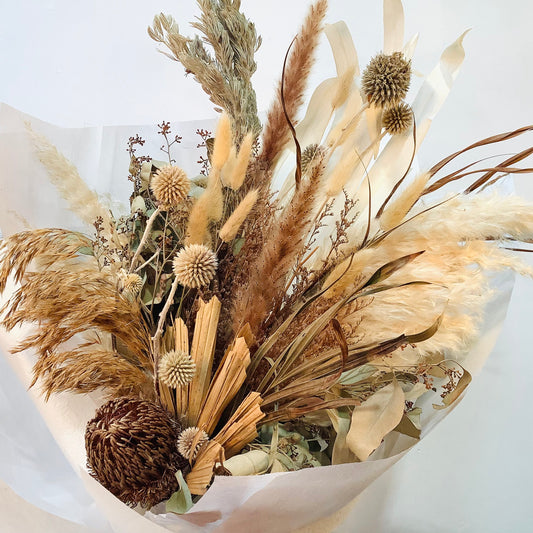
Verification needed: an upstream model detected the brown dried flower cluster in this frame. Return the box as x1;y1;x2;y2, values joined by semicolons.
85;397;188;507
2;0;533;511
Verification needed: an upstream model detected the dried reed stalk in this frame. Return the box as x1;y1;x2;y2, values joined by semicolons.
174;317;189;416
196;336;250;434
260;0;328;169
185;297;222;426
185;440;224;496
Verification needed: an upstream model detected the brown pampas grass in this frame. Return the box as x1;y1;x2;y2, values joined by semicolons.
232;159;326;338
260;0;328;169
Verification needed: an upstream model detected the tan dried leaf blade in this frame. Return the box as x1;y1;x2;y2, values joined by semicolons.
346;379;405;461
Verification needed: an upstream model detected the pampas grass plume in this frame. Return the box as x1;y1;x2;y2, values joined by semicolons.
379;172;430;231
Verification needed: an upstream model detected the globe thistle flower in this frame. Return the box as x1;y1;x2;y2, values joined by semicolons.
122;273;144;298
158;350;196;388
150;165;190;208
85;397;188;508
301;144;326;174
177;427;210;461
361;52;411;107
173;244;218;289
382;102;413;135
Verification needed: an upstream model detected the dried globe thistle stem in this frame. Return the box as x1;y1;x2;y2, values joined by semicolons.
382;102;413;135
173;244;218;289
150;165;190;208
158;350;196;388
361;52;411;107
177;427;209;462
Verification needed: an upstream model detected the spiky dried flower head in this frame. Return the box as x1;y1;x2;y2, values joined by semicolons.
117;270;144;298
150;165;190;208
172;244;218;288
301;144;326;174
177;427;209;461
85;397;188;508
158;350;196;388
382;102;413;135
361;52;411;107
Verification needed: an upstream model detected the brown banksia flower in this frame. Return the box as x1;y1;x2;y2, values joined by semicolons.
85;397;188;508
151;165;190;208
158;350;196;388
361;52;411;107
301;144;326;174
382;102;413;135
173;244;218;289
177;427;209;461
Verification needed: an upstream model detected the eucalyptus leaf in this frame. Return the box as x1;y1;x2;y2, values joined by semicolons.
346;379;405;461
77;246;94;256
165;471;193;514
232;237;245;255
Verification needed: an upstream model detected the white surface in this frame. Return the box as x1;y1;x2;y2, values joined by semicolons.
0;0;532;532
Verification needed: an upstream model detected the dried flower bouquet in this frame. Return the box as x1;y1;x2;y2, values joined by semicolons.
1;0;532;520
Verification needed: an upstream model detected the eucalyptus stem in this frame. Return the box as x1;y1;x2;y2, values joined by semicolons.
152;275;180;393
129;207;162;273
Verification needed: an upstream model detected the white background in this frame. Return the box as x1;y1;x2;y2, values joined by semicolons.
0;0;532;531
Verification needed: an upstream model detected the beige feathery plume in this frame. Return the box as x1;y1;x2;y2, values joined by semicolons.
219;189;258;243
222;133;253;190
379;172;430;231
185;173;224;244
211;113;232;172
26;124;120;247
260;0;328;168
325;147;361;198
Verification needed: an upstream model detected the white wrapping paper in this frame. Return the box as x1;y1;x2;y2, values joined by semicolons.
0;104;514;532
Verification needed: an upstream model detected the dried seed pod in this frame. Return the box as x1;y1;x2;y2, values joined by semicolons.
173;244;218;288
85;397;188;508
177;427;210;461
382;102;413;135
361;52;411;107
151;165;190;208
159;350;196;388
